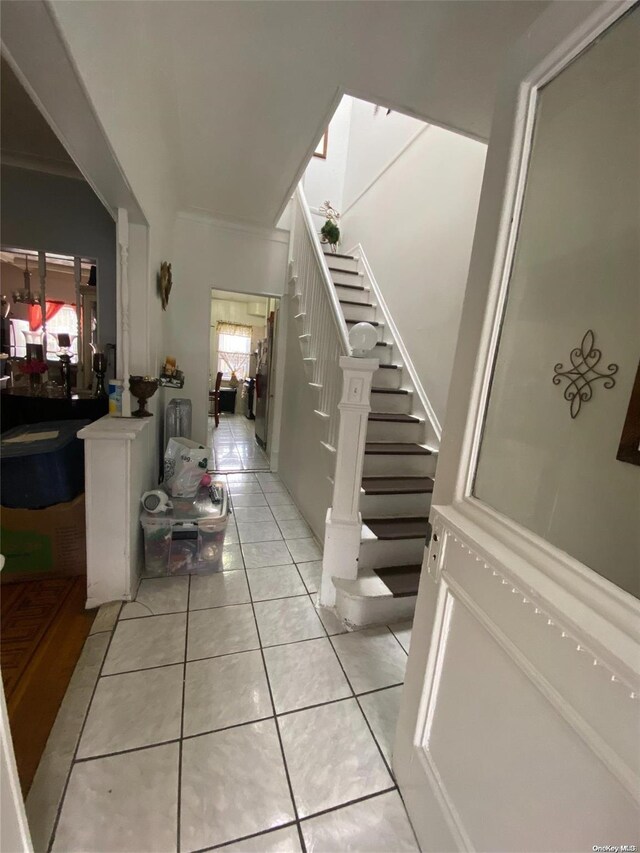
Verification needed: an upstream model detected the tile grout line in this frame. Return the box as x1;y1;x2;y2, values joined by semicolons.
241;499;308;853
176;573;192;852
46;613;120;853
313;592;399;784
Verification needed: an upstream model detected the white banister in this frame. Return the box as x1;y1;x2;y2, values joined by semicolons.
290;188;352;449
296;185;351;355
290;188;379;609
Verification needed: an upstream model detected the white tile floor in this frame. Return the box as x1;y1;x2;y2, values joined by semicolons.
38;472;417;853
209;413;270;472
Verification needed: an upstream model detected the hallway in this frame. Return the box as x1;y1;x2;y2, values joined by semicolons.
28;471;417;852
208;413;270;472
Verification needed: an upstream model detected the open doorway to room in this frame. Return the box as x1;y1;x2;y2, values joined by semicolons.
208;289;281;472
0;57;116;797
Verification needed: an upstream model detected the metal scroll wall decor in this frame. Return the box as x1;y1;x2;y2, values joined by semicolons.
552;329;618;419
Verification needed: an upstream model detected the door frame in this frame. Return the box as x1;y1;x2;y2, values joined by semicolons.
396;1;640;848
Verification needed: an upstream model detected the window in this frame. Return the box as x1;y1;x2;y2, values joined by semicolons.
10;304;79;362
217;331;251;380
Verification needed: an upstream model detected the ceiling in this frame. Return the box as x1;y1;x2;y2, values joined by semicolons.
33;1;548;227
1;56;81;177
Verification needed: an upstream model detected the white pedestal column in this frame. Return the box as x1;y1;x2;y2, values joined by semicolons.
320;356;378;607
78;415;155;608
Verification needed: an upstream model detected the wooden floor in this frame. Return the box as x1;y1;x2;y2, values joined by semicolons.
1;576;95;794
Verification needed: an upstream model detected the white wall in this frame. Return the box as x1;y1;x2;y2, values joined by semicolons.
170;214;289;444
341;123;487;424
277;295;334;540
342;100;425;211
303;97;353;214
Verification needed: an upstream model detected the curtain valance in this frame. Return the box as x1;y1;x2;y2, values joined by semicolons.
216;321;252;337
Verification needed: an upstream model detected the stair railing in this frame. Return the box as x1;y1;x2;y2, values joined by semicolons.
289;186;379;609
290;185;351;449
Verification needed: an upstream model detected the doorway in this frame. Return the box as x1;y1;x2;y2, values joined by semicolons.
208;289;281;473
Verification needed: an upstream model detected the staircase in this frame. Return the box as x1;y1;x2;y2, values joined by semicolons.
323;248;439;626
289;186;440;628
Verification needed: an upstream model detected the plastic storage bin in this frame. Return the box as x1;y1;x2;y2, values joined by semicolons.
0;419;90;509
141;484;229;576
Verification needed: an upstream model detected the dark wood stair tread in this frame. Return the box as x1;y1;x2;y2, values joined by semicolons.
324;252;355;259
371;387;409;394
328;267;359;275
362;476;434;494
374;341;388;347
364;517;430;540
368;412;418;422
365;442;432;455
373;564;423;597
345;319;380;326
377;364;399;370
333;282;366;291
339;299;375;308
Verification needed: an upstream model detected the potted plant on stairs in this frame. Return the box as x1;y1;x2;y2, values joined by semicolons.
319;201;341;253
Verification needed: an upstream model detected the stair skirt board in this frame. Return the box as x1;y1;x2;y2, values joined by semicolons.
372;565;422;597
363;517;430;540
333;572;417;628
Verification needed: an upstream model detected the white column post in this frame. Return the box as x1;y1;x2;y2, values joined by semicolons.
319;355;378;607
74;256;83;389
38;252;47;363
116;208;131;417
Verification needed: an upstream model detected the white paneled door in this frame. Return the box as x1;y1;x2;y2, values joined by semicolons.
394;2;640;850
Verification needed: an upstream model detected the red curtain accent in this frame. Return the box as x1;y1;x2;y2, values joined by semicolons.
28;300;67;331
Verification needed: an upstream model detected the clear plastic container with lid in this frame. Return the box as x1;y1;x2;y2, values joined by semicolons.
141;483;228;576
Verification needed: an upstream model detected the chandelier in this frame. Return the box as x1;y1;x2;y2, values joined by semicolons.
12;254;42;305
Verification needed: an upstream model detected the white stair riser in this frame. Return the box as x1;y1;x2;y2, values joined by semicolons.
340;302;377;323
335;589;416;628
360;490;433;516
373;345;394;365
334;284;371;304
363;453;437;477
330;269;364;285
372;368;402;389
366;418;424;442
324;255;359;273
358;537;427;569
369;391;411;414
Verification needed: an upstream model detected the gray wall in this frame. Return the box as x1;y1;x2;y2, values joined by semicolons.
1;165;116;357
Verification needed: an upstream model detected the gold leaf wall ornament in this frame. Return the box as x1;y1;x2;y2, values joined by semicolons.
159;261;172;311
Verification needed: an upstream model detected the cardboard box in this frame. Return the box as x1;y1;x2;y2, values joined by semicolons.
0;493;86;583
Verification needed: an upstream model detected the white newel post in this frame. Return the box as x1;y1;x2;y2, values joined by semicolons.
320;355;378;607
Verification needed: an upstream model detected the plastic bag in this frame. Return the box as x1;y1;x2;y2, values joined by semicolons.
164;437;210;497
